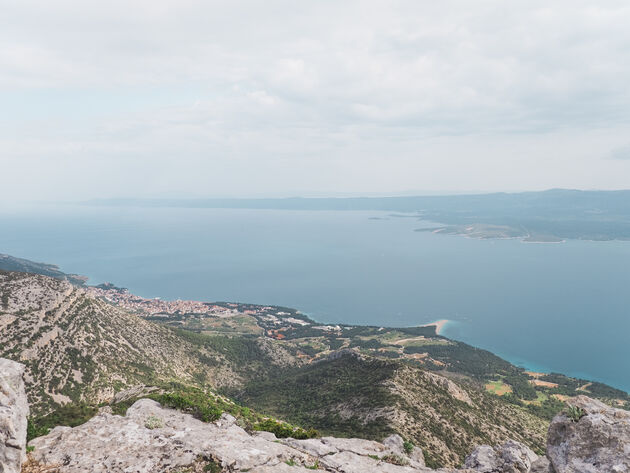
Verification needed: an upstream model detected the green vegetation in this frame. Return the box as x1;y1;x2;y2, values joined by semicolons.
253;419;318;439
29;383;319;445
144;415;164;429
566;405;586;422
524;398;565;421
148;391;223;422
403;439;414;454
381;453;408;466
236;356;398;441
203;460;221;473
27;403;98;441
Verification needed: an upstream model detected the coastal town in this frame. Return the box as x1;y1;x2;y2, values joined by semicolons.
87;283;318;337
86;282;630;412
88;284;238;318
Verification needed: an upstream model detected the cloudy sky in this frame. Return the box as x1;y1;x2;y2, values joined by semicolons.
2;0;630;201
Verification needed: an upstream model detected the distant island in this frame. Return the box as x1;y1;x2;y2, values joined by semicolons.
415;224;565;243
82;189;630;242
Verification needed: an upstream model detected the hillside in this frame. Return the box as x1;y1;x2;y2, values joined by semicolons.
1;264;628;468
0;270;297;416
236;354;548;467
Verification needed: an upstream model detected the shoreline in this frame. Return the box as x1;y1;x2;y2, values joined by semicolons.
423;319;450;335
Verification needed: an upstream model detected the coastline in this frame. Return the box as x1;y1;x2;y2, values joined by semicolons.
424;319;450;335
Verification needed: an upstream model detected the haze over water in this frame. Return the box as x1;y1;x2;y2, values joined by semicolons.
2;204;630;392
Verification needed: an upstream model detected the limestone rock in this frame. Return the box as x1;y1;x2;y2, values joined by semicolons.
0;358;29;473
28;398;438;472
465;445;499;472
318;449;435;472
25;386;630;473
383;434;426;468
111;385;159;404
547;395;630;473
464;440;538;472
424;371;474;407
529;457;553;473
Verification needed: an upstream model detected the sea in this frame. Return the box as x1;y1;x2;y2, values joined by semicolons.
2;204;629;392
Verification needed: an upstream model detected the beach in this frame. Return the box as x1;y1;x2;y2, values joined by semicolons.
425;319;450;335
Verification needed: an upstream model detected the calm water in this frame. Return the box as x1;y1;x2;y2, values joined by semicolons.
2;205;629;391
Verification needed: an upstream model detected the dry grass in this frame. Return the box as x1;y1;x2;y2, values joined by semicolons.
531;379;558;388
485;380;513;396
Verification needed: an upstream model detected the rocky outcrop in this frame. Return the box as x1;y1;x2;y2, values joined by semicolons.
25;396;568;473
464;440;538;472
0;359;29;473
423;371;474;407
547;395;630;473
20;393;630;473
27;399;436;473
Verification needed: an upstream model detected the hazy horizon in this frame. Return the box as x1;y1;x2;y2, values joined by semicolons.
2;1;630;204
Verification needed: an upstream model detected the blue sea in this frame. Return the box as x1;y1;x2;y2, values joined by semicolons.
2;204;629;391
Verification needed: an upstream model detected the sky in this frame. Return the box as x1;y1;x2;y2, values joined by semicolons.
2;0;630;202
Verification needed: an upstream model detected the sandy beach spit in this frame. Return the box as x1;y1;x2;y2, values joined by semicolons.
424;319;449;335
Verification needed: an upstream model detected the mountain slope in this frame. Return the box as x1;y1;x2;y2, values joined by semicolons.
236;355;548;468
0;270;294;415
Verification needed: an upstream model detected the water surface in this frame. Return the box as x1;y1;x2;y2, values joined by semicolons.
2;205;629;391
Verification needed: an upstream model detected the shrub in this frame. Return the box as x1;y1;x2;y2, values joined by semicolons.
381;454;408;466
144;415;164;429
253;418;318;439
403;439;414;454
150;392;222;423
565;405;586;422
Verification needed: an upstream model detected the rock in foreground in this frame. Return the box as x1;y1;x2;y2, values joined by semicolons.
0;359;29;473
27;399;436;472
464;440;539;472
547;395;630;473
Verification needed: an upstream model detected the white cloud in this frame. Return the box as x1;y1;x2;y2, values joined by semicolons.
1;0;630;200
610;145;630;160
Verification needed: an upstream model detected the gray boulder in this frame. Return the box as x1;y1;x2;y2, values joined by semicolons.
530;457;553;473
547;395;630;473
465;440;538;472
0;358;29;473
383;434;426;468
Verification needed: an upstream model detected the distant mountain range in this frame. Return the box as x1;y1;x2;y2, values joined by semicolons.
83;189;630;242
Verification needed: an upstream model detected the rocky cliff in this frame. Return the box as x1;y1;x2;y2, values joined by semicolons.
547;395;630;473
0;359;29;473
